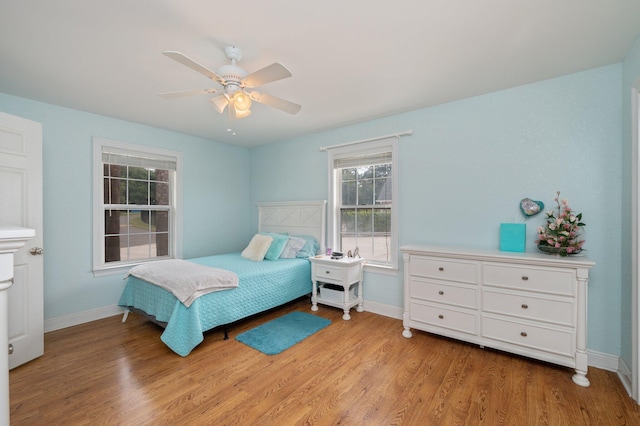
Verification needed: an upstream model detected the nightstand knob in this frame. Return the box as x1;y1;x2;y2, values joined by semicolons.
438;290;444;295
520;332;527;337
438;314;444;319
521;304;528;309
325;271;330;274
438;267;444;271
521;276;529;281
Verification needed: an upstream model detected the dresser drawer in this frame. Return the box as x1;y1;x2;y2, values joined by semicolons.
409;256;478;284
483;263;574;296
410;278;477;309
482;289;573;326
482;316;573;357
410;301;477;335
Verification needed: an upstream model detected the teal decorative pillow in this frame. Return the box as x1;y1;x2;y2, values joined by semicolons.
261;232;289;260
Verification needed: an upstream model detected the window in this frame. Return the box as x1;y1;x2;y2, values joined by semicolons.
93;138;182;275
327;137;398;269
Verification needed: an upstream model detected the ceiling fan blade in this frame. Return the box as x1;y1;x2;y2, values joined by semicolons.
162;51;226;85
158;88;216;98
249;91;301;115
209;94;229;114
242;63;292;88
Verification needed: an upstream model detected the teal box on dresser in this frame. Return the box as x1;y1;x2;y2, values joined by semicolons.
499;223;526;252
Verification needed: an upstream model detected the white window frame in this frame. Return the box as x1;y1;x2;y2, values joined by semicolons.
92;137;183;276
327;137;399;270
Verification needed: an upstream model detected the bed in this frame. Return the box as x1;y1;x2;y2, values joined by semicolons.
118;200;327;356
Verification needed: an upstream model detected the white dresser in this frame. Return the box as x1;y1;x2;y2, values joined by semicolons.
400;245;595;386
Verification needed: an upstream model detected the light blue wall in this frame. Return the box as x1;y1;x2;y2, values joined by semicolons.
0;61;629;357
621;35;640;370
251;64;623;355
0;94;253;319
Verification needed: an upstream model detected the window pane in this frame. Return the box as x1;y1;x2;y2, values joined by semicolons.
374;208;391;232
128;166;148;180
375;177;391;204
374;163;391;178
340;209;356;233
104;164;123;178
104;210;125;235
356;208;372;233
341;168;356;181
103;177;126;204
105;235;125;262
342;181;357;205
151;182;170;206
128;180;148;205
357;165;373;179
358;179;374;205
150;168;170;182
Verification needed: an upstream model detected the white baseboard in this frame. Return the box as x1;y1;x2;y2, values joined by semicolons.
363;299;403;320
45;304;125;333
618;356;633;397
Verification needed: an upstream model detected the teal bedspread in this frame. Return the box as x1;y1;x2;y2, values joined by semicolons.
118;253;312;356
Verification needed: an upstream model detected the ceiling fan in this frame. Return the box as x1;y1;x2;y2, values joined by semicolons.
159;46;301;119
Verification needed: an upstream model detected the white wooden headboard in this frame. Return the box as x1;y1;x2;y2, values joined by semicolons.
257;200;327;254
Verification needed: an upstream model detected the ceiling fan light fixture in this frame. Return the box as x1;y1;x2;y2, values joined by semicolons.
235;108;251;119
232;91;252;112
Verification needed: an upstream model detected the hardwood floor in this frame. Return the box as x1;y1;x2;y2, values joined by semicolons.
10;297;640;425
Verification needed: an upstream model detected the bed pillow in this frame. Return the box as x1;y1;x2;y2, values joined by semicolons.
293;235;320;258
279;236;307;258
260;232;289;260
241;234;273;261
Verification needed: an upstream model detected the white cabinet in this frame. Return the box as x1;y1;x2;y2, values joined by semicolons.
310;255;365;320
400;245;595;387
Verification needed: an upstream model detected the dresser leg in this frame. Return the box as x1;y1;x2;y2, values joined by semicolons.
402;327;412;338
342;310;351;320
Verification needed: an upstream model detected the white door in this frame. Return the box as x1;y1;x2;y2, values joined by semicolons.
0;111;44;369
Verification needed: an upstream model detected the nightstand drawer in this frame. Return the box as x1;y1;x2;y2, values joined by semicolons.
409;256;478;284
314;264;343;284
410;278;477;309
410;301;477;335
482;316;573;357
483;263;574;296
482;289;573;326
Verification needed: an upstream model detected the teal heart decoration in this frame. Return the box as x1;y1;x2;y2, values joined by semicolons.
520;198;544;217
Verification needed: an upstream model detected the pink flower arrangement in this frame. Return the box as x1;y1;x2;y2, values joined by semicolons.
535;191;585;256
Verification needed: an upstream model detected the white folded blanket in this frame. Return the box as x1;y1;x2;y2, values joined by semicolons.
125;259;239;307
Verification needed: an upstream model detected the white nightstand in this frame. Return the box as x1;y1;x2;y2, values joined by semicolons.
309;255;365;320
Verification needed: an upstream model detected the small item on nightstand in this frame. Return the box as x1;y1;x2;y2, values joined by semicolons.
331;251;343;259
326;247;332;256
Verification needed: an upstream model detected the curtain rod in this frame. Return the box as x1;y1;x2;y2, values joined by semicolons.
319;130;412;151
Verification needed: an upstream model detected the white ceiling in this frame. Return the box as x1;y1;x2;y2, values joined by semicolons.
1;1;639;148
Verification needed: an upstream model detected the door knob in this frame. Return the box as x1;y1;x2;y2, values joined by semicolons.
29;247;43;255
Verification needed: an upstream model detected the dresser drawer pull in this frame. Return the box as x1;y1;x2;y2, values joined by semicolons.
438;290;444;295
438;267;444;271
521;276;529;281
325;270;330;274
520;332;527;337
521;304;528;309
438;314;444;319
